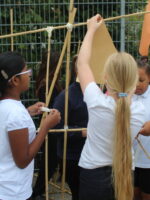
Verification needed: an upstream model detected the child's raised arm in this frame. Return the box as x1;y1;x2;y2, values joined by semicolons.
77;14;103;93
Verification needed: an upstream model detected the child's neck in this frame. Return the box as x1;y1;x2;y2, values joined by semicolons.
1;90;21;100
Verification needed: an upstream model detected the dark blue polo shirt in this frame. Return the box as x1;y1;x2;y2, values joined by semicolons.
53;82;88;160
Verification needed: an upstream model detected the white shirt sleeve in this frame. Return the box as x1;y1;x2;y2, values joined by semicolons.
7;108;31;131
84;82;104;108
130;100;146;139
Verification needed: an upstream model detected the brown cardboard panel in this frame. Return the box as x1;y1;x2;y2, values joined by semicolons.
77;22;117;84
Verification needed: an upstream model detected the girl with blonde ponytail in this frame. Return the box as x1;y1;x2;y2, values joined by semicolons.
77;15;145;200
105;53;138;200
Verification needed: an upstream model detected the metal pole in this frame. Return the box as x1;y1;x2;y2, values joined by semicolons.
120;0;125;51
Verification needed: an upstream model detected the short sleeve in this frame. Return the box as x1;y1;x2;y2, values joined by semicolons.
84;82;104;108
7;108;31;132
130;100;146;139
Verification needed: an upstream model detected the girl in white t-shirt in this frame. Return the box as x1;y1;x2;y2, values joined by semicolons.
0;51;61;200
133;57;150;200
77;15;145;200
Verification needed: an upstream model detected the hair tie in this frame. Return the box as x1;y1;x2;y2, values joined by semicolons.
118;92;128;97
1;70;8;80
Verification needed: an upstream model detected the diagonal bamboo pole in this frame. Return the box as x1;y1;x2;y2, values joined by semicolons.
0;11;150;39
45;33;69;108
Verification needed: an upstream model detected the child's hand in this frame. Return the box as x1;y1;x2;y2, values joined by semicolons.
27;102;45;116
82;130;87;137
87;14;103;33
139;121;150;136
42;109;61;131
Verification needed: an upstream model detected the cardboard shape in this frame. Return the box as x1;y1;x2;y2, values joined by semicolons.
77;22;117;84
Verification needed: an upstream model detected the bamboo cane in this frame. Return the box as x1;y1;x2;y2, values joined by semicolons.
73;10;150;27
10;9;14;51
0;11;150;39
61;2;76;200
46;33;69;107
48;128;87;133
29;127;86;134
45;36;51;200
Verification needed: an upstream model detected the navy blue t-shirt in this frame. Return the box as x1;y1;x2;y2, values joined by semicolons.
53;82;88;160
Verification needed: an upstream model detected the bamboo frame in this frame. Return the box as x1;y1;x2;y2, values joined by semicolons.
0;11;150;39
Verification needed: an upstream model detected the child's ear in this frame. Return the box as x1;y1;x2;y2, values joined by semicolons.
9;76;20;86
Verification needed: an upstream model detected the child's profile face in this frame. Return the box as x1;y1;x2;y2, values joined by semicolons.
135;68;150;95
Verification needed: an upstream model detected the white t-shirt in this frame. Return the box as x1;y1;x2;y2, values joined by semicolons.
133;86;150;168
0;99;36;200
79;82;145;169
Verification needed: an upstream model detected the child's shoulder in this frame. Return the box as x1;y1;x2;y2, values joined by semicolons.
131;97;146;119
130;101;146;132
0;99;26;116
1;99;23;107
144;85;150;98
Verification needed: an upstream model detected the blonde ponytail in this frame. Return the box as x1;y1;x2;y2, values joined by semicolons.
104;52;138;200
113;97;133;200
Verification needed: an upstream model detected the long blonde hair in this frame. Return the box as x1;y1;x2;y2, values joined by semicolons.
104;52;138;200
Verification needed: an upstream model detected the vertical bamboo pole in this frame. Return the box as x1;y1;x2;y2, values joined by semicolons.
39;23;70;200
45;35;51;200
61;1;76;199
10;8;14;51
